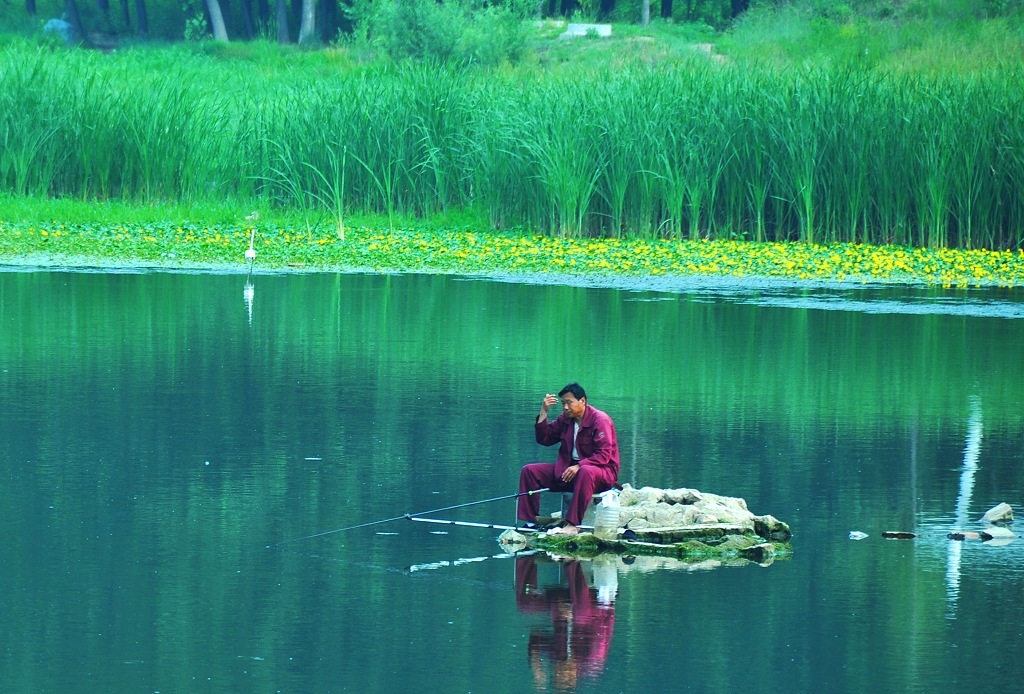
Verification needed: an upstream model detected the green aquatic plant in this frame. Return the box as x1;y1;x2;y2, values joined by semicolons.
4;209;1024;289
2;43;1024;249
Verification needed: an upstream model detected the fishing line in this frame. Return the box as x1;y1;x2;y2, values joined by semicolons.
271;487;550;547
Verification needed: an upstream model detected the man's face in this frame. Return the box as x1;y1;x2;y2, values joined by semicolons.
561;393;586;420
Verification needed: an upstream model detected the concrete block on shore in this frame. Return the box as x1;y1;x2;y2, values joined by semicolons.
560;23;612;39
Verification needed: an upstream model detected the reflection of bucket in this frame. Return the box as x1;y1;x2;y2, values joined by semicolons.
593;561;618;605
594;490;620;541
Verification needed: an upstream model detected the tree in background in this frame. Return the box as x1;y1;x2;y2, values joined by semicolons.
206;0;229;39
9;0;762;43
135;0;148;35
276;0;289;43
96;0;111;25
239;0;254;38
64;0;86;37
298;0;315;43
119;0;131;30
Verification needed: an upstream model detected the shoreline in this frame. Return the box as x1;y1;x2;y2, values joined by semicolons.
1;250;1019;295
3;219;1024;291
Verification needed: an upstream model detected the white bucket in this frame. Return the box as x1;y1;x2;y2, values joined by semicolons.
593;489;620;541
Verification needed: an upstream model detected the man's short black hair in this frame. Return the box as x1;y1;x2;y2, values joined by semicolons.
558;383;587;401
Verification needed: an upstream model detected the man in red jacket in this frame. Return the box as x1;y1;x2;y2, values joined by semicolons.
517;383;620;536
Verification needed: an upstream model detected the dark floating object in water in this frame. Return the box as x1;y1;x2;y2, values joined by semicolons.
948;531;980;541
946;527;1015;543
980;526;1017;542
881;531;916;539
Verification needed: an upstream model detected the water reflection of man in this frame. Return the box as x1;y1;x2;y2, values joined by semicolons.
514;554;616;691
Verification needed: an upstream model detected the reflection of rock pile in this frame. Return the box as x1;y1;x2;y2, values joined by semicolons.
603;552;769;573
500;484;792;565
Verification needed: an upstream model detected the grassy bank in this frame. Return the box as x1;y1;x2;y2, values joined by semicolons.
3;197;1023;287
3;34;1024;250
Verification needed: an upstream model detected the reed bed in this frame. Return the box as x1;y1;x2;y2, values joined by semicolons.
3;43;1023;250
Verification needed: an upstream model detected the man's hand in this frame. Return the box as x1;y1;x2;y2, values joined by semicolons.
539;393;558;420
561;464;580;483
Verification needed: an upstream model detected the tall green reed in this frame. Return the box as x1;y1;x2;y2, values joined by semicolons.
3;43;1023;250
517;79;604;237
0;48;67;197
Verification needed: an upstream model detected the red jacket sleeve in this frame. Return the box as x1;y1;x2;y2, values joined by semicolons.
535;414;568;447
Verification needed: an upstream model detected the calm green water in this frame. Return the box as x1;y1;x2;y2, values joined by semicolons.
3;268;1024;693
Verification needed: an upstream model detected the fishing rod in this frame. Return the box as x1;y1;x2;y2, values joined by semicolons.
271;487;550;546
408;516;594;533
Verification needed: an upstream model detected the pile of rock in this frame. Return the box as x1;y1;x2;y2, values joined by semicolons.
499;484;792;565
616;484;791;542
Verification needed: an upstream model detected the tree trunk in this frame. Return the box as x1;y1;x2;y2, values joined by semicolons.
27;0;37;15
135;0;148;36
64;0;87;40
297;0;315;44
322;0;337;42
276;0;290;43
241;0;255;39
96;0;111;21
290;0;301;35
660;0;671;19
120;0;131;29
730;0;749;18
206;0;230;40
641;0;649;26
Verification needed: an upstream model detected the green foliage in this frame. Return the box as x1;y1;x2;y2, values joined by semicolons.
182;0;209;41
339;0;376;43
675;0;733;29
459;3;532;63
742;0;1024;25
5;0;1024;46
367;0;529;64
373;0;465;61
723;2;1024;72
3;21;1024;250
0;7;38;35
